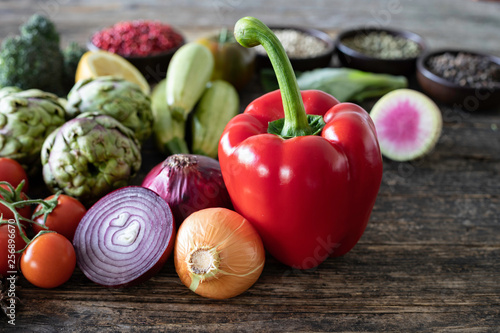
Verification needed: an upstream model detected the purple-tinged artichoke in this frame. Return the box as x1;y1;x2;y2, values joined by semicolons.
0;87;66;170
41;113;141;205
65;76;153;143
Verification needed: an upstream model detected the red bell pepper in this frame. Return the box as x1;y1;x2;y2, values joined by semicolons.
218;17;383;269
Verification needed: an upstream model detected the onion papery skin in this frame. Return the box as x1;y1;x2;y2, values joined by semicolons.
174;207;265;299
141;154;233;226
73;186;175;288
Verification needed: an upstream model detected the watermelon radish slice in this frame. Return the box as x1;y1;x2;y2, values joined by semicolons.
370;89;442;162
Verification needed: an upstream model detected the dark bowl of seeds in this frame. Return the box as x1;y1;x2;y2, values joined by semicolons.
335;27;425;76
254;26;335;72
417;50;500;110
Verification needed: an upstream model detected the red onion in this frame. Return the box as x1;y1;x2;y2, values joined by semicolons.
141;154;233;225
73;186;175;287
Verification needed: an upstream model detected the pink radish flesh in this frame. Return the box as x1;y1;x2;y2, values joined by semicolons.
369;89;443;162
378;98;421;152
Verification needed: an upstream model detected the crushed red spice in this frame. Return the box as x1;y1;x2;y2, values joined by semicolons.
92;20;183;57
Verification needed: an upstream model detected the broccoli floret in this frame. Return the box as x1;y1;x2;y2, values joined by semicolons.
20;14;60;44
0;14;65;95
0;35;65;95
62;42;87;92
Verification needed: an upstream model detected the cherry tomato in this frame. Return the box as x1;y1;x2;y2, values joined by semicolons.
32;194;87;242
0;223;27;276
20;233;76;288
0;157;29;191
0;184;32;222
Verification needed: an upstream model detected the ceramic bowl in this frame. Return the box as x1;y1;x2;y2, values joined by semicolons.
87;40;184;83
416;49;500;110
335;27;425;76
88;24;185;83
255;26;335;72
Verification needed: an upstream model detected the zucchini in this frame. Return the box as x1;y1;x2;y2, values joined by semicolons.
151;78;189;154
153;43;214;154
166;43;214;118
190;80;239;158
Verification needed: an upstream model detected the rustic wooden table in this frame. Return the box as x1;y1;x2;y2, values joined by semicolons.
1;0;499;332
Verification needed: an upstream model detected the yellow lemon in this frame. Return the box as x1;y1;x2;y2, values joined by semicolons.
75;50;150;94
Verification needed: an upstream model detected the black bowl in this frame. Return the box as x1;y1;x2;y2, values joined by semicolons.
87;32;184;83
416;49;500;110
255;26;335;72
335;27;425;76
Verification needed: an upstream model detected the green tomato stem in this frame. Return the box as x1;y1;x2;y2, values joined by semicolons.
234;17;313;138
16;230;57;254
0;185;60;246
0;199;30;244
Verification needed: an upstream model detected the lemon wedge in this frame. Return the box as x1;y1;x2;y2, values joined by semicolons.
75;50;150;95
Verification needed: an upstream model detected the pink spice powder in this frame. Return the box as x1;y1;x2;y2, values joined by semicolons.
92;20;183;57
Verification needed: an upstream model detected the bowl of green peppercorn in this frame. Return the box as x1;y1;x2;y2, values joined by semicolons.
416;49;500;110
335;27;425;76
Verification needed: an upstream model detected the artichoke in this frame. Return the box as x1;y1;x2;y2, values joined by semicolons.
0;86;21;98
0;88;66;170
65;76;153;143
41;113;142;205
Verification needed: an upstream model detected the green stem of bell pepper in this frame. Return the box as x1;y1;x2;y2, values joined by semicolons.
234;16;325;138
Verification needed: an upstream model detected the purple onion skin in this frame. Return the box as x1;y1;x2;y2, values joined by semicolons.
141;154;233;226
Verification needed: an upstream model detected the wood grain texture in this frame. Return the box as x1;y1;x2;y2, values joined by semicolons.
1;0;499;332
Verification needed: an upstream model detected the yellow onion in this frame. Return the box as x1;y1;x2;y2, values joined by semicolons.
174;207;265;299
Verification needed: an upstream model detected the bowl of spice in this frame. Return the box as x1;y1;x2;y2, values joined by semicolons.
335;27;425;76
89;20;185;82
254;26;335;71
417;50;500;110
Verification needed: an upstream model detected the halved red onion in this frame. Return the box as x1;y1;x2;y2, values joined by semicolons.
141;154;233;225
73;186;175;287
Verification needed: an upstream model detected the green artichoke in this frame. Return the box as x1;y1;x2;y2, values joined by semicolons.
65;76;153;143
0;86;21;98
0;88;66;170
41;113;142;205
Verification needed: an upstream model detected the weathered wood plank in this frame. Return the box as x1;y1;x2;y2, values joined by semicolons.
6;244;499;331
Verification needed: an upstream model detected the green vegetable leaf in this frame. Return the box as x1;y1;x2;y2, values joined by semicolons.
296;67;408;102
260;67;408;103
